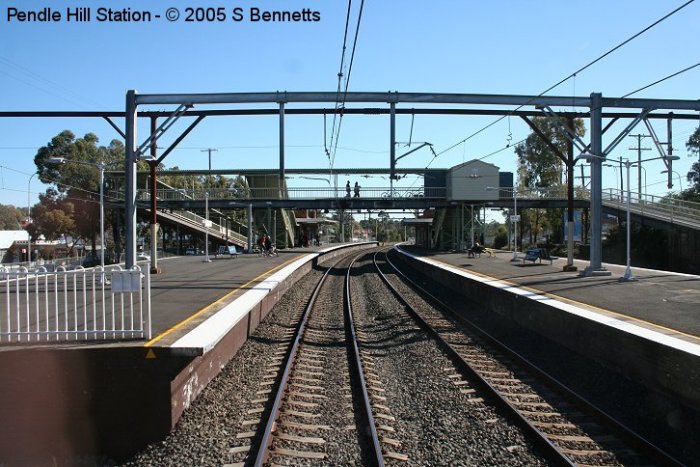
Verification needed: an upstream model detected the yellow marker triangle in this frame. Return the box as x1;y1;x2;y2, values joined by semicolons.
145;349;157;359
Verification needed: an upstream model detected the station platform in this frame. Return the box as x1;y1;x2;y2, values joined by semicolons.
402;247;700;342
144;247;322;351
2;242;697;465
0;242;378;466
393;245;700;436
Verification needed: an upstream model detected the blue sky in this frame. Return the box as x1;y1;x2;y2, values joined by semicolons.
1;0;699;209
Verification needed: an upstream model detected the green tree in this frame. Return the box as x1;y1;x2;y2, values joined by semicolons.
682;126;700;202
30;189;77;243
492;224;508;249
0;204;24;230
515;117;585;245
33;130;123;253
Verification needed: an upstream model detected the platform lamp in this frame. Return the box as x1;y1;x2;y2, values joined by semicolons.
582;152;681;282
485;186;519;261
203;191;212;263
661;170;683;191
48;157;105;270
26;172;38;266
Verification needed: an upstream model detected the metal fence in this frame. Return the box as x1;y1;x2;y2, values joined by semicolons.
601;188;700;230
0;265;151;343
132;186;444;200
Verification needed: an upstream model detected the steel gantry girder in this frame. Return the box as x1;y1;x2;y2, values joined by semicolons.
4;91;700;270
121;90;700;269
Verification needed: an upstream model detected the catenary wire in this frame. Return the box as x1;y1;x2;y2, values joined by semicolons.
328;0;354;166
436;0;696;159
621;61;700;98
330;0;366;171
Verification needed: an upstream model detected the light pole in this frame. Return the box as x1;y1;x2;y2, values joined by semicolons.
620;159;635;282
638;165;647;199
203;191;211;262
27;172;38;266
618;157;679;281
486;186;519;261
48;157;105;269
582;152;679;281
510;188;519;261
661;170;683;191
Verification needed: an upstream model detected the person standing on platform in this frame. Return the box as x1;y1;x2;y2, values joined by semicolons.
354;181;360;198
346;180;351;197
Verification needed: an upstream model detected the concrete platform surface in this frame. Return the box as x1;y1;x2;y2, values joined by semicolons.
144;248;315;347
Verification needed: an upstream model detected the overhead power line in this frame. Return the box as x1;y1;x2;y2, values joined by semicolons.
436;0;695;159
341;0;365;103
328;0;354;163
621;61;700;98
540;0;695;98
329;0;366;170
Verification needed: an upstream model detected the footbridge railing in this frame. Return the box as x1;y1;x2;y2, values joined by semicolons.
137;186;445;200
599;188;700;230
108;187;247;245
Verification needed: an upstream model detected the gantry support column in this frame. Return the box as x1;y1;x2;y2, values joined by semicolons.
125;90;138;269
278;101;285;245
584;92;609;276
149;117;161;274
247;203;253;253
564;118;577;271
389;102;396;193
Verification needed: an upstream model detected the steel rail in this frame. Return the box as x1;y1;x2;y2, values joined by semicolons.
370;250;575;466
252;260;335;466
346;253;385;467
383;247;684;467
253;253;384;466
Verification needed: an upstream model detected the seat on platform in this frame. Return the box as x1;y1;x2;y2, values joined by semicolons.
215;246;239;258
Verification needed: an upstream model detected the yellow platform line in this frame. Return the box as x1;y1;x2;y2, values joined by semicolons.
145;256;302;347
458;265;700;341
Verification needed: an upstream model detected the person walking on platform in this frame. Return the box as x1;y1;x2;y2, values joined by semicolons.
346;180;351;197
354;181;360;198
264;235;272;255
258;234;266;254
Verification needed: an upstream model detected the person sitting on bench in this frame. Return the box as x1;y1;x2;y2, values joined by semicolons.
467;242;485;258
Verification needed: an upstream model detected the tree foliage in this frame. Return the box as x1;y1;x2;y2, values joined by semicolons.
0;204;24;230
514;117;585;245
32;130;124;250
682;126;700;202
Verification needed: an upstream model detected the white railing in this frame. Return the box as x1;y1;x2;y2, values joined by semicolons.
161;209;248;244
0;265;151;343
601;188;700;229
108;188;247;243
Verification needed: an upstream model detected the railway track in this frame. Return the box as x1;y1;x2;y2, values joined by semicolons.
128;246;684;466
376;248;683;467
228;253;395;466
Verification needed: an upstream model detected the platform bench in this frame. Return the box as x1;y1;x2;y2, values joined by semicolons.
523;248;553;265
215;246;239;258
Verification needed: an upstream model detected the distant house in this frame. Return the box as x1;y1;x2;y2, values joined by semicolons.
0;230;29;264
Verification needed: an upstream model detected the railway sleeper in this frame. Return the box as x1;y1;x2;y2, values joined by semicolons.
270;447;326;460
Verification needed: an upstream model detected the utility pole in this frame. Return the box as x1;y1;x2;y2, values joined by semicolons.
576;165;590;188
201;148;218;184
628;134;651;197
